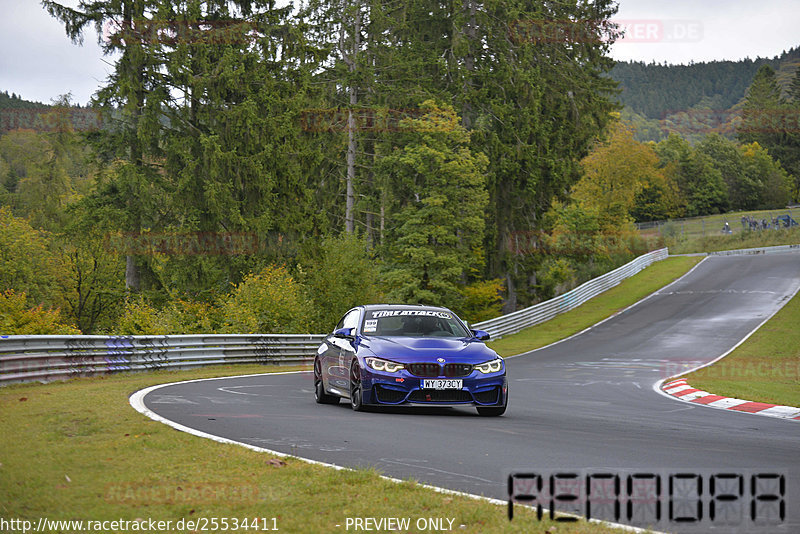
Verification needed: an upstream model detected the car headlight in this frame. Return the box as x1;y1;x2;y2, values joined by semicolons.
366;357;405;373
475;358;503;374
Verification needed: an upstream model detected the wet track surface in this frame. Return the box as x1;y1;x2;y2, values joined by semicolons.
142;253;800;532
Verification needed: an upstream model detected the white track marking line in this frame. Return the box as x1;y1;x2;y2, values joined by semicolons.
129;371;658;533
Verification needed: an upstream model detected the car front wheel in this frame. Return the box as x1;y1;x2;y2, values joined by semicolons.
350;360;366;411
314;357;339;405
476;405;506;416
477;387;507;416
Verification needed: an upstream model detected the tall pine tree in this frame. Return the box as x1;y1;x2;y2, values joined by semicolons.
43;0;167;291
739;64;799;199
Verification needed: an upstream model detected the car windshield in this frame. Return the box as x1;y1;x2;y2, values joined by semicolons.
361;309;472;338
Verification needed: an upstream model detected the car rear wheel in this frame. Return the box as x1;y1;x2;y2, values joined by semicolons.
314;357;339;405
350;360;366;411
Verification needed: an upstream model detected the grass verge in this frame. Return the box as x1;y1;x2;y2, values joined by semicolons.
667;227;800;255
682;288;800;407
639;207;797;237
487;256;704;357
637;207;800;254
1;365;624;533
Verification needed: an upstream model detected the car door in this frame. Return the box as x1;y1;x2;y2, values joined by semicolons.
322;308;361;395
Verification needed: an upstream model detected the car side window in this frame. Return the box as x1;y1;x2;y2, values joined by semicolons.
342;309;360;330
335;309;360;332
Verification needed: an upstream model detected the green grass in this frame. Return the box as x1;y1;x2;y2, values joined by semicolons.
487;256;704;357
668;226;800;255
682;288;800;407
639;208;798;239
0;365;626;533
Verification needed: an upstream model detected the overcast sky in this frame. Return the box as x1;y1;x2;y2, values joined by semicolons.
1;0;799;106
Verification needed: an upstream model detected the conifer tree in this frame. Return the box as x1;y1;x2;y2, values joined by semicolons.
739;65;784;145
43;0;163;291
788;67;800;103
379;102;488;308
739;64;798;199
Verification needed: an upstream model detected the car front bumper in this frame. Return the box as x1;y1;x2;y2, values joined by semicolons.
361;370;508;407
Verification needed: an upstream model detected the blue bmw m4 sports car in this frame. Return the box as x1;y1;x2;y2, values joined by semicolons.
313;304;508;416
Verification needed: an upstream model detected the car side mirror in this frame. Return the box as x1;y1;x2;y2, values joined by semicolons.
471;329;490;341
333;327;355;339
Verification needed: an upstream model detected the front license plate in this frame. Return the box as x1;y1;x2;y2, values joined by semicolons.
422;379;463;390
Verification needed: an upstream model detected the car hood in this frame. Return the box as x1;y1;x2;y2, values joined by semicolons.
359;336;499;364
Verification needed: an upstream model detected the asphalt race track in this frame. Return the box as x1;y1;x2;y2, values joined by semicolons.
140;253;800;533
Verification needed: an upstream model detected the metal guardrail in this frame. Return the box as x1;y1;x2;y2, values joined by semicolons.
0;334;325;385
0;249;668;385
472;248;669;339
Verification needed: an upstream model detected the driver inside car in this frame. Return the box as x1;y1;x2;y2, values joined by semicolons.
413;316;449;336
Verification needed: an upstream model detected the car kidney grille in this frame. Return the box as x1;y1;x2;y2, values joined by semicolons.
407;362;473;377
407;363;441;377
409;389;472;403
444;363;472;377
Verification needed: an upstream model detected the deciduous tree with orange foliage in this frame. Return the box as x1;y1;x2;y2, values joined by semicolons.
572;121;682;227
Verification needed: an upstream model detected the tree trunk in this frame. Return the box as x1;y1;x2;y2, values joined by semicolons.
124;0;145;292
346;108;356;233
460;0;477;129
125;255;140;292
344;6;362;234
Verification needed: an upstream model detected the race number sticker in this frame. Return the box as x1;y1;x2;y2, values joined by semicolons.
364;320;378;332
